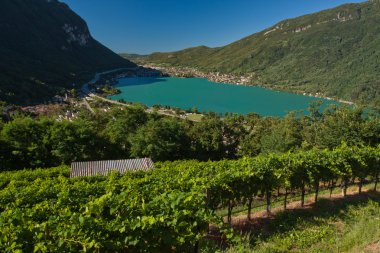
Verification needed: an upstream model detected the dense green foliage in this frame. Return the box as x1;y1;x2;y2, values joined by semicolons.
0;145;379;252
0;102;378;170
142;1;380;107
0;0;135;105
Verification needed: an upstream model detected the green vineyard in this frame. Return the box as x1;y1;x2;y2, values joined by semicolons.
0;144;379;252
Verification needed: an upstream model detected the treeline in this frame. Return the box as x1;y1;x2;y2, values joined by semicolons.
0;145;378;252
0;101;379;170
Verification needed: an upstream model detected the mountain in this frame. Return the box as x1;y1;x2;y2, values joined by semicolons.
120;53;148;62
0;0;136;105
141;1;380;107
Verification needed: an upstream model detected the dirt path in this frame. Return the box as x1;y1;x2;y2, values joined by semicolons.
89;94;202;122
230;184;371;226
208;184;377;238
82;98;95;114
80;68;138;96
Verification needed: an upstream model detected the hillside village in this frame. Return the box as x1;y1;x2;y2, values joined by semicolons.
143;64;253;85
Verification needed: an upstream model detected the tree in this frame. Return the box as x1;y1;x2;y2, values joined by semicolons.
49;120;106;164
0;117;53;169
360;109;380;146
301;101;323;149
129;118;190;161
189;115;225;160
0;138;11;171
0;101;7;122
222;114;247;159
238;116;272;157
370;145;380;191
261;112;302;153
69;88;78;98
102;106;148;157
316;106;370;149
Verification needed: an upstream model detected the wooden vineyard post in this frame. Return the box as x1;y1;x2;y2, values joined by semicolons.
266;190;271;215
374;172;378;192
247;197;253;220
314;181;319;203
342;178;348;197
301;183;306;207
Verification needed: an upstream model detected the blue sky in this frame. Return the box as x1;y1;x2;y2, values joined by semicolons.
61;0;365;54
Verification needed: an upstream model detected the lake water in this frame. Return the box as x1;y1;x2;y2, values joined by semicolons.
109;77;339;117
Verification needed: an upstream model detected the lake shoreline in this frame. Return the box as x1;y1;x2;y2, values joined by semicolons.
109;76;340;117
142;64;355;106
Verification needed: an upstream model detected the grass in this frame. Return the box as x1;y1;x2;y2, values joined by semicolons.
186;113;204;122
240;196;379;253
202;190;380;253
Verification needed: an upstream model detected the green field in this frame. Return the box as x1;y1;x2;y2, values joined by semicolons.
185;113;204;122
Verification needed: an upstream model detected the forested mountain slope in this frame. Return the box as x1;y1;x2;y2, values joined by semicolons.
0;0;136;105
143;1;380;106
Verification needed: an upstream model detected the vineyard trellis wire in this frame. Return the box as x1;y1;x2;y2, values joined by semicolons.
0;144;378;252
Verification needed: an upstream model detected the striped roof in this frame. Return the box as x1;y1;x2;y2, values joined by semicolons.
70;158;154;178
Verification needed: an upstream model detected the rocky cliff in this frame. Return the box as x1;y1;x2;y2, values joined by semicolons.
0;0;136;105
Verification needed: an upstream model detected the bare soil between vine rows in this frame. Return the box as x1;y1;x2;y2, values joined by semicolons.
207;186;380;241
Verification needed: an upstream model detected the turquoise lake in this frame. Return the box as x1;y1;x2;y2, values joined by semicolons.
109;77;339;117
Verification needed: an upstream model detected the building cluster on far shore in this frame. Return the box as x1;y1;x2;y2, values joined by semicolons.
143;65;253;85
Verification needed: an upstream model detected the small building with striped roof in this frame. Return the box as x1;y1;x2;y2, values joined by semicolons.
70;158;154;178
